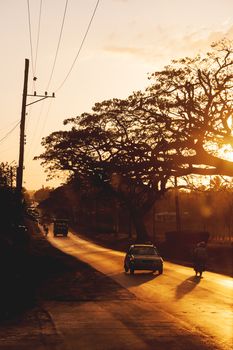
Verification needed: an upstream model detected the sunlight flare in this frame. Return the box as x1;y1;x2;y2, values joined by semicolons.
218;144;233;162
227;116;233;134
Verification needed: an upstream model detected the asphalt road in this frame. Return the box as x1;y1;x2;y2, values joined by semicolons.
44;231;233;350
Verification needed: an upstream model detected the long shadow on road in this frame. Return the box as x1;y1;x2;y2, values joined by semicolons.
175;276;201;300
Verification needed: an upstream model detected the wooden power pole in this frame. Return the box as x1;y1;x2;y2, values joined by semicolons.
16;58;29;195
16;58;55;196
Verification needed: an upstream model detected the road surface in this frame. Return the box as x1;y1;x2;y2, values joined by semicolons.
1;230;231;350
44;231;233;350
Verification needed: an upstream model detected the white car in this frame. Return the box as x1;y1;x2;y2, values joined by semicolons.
124;244;163;275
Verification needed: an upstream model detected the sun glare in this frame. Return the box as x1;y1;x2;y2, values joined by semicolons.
227;116;233;134
218;144;233;162
216;117;233;162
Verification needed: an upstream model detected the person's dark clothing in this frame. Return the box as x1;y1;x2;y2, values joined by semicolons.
193;243;208;276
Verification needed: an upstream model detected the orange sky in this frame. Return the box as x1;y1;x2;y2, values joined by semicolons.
0;0;233;190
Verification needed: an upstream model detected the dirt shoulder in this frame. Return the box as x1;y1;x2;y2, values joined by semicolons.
0;221;133;322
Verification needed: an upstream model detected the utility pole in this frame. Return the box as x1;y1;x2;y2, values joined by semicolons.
16;58;55;196
16;58;29;195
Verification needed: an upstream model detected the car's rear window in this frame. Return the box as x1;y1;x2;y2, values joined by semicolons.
131;247;158;256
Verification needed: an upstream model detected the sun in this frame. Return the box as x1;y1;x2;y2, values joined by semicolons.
218;144;233;162
217;116;233;162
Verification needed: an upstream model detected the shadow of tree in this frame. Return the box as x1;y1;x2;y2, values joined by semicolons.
175;276;201;300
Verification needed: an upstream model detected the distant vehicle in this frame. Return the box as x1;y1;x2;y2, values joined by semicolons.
124;243;163;275
53;219;69;237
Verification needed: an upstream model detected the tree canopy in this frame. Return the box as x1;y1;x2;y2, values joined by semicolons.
35;39;233;240
146;39;233;177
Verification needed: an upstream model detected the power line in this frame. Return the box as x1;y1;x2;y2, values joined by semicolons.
0;118;21;132
55;0;100;92
46;0;69;91
0;120;20;145
31;0;69;156
26;99;53;163
26;0;68;152
27;0;35;79
27;0;43;91
23;0;100;167
28;0;99;157
39;99;53;142
25;101;45;162
25;0;68;159
34;0;43;75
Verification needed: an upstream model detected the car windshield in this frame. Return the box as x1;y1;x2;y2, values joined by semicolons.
131;247;158;256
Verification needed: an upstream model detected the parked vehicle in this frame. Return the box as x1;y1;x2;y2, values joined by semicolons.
53;219;69;237
124;243;163;275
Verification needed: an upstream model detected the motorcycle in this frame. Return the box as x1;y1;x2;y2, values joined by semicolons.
193;260;205;277
193;241;207;277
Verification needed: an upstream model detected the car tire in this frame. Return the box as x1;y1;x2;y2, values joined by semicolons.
158;267;163;274
130;268;134;275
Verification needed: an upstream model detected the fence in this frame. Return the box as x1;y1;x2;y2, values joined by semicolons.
209;235;233;245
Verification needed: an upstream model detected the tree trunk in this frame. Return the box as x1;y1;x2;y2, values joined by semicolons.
130;208;150;243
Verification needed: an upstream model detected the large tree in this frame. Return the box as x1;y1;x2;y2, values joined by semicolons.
146;39;233;177
36;39;233;241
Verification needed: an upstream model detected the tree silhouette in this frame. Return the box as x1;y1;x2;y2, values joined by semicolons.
0;162;16;188
146;38;233;177
36;39;233;241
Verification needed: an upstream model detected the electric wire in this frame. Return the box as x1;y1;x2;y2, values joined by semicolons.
27;0;68;158
0;118;21;131
27;0;35;80
25;101;45;163
39;99;53;142
55;0;100;92
46;0;69;91
26;2;44;139
0;120;20;144
28;0;99;160
26;99;53;163
24;0;100;175
34;0;43;76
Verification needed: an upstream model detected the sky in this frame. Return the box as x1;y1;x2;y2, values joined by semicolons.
0;0;233;190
